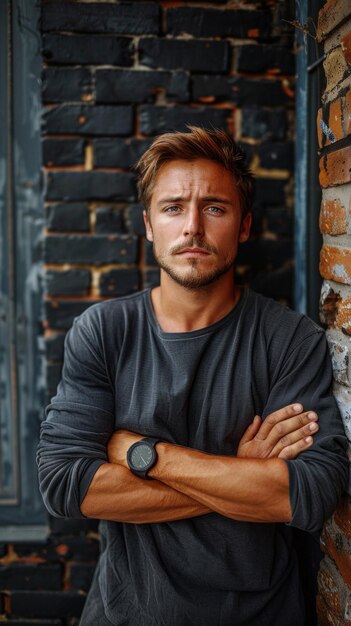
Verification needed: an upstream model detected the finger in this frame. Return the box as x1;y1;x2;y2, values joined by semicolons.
239;415;262;445
278;434;315;460
270;419;319;457
264;411;319;449
255;404;304;440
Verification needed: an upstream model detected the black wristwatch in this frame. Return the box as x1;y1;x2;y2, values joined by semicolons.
127;437;160;480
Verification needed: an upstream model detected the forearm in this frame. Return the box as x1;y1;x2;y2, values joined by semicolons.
149;442;292;523
80;462;211;523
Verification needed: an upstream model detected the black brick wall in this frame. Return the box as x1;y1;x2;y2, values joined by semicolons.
0;1;295;623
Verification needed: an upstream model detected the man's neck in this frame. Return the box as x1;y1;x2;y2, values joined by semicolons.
150;272;241;333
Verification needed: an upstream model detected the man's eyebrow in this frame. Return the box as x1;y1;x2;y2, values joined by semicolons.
156;195;233;206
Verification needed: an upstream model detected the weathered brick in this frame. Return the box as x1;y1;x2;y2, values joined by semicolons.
125;204;145;236
318;92;351;148
93;138;151;169
45;172;136;202
44;234;138;265
41;2;160;35
193;76;289;106
236;44;294;75
47;535;100;562
99;268;140;296
42;68;92;103
265;207;293;235
258;142;294;170
333;383;351;440
95;208;124;234
45;270;91;296
144;268;160;289
240;107;287;140
96;69;189;104
322;523;351;589
326;330;351;385
44;334;65;361
320;198;347;235
42;34;133;66
10;590;85;619
342;32;351;66
317;0;351;41
43;105;133;137
319;147;351;188
43;138;85;167
46;203;90;232
323;46;351;94
139;38;229;74
139;105;232;136
317;556;343;618
167;7;270;39
69;563;95;592
44;301;98;331
320;245;351;285
0;564;62;591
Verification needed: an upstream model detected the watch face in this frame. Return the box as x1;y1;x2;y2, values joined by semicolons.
130;443;154;470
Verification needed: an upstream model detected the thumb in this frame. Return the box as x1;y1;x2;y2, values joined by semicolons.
239;415;262;445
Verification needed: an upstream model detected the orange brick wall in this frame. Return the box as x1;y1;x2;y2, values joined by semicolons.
317;1;351;624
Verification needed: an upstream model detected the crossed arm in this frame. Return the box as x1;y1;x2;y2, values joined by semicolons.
80;404;319;524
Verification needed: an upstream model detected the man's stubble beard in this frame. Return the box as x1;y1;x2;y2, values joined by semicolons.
153;246;236;290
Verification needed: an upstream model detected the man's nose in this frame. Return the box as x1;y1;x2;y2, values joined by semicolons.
182;207;204;237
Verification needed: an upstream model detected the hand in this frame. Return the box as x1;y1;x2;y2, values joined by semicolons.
237;403;319;460
107;430;142;467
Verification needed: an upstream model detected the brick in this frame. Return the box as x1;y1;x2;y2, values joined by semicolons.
333;383;351;440
318;93;351;149
139;105;232;136
322;523;351;588
265;207;293;235
93;138;151;169
320;198;347;235
41;2;160;35
193;76;289;106
167;7;270;39
319;147;351;188
42;34;133;66
342;32;351;66
99;268;140;296
96;69;189;104
42;67;92;104
42;138;85;167
45;270;91;296
317;0;351;41
258;142;294;170
125;204;145;236
43;105;133;137
44;234;138;265
45;172;136;202
254;178;287;205
236;44;294;75
69;563;95;592
46;203;90;232
47;360;66;392
0;564;62;591
320;245;351;285
240;107;287;140
334;497;351;540
144;268;160;289
48;535;100;562
326;330;351;385
323;46;350;93
10;590;85;619
237;239;293;270
49;517;99;535
317;557;343;617
250;265;293;301
44;334;65;361
139;38;229;74
95;208;124;234
44;301;98;331
319;281;342;326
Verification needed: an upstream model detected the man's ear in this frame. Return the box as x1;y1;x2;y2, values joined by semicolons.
143;210;153;242
239;212;252;243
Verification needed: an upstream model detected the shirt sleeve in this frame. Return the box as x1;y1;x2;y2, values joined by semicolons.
37;309;115;518
262;328;349;533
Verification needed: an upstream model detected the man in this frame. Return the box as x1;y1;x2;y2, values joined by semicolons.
37;127;348;626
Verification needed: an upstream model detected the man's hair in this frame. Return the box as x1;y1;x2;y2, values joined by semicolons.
135;126;255;217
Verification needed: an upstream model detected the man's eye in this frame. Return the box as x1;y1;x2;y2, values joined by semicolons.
164;206;180;213
207;206;223;214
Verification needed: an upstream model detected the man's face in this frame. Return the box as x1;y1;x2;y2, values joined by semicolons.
144;158;252;290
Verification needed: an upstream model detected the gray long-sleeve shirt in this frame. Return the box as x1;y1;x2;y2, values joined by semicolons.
37;288;348;625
